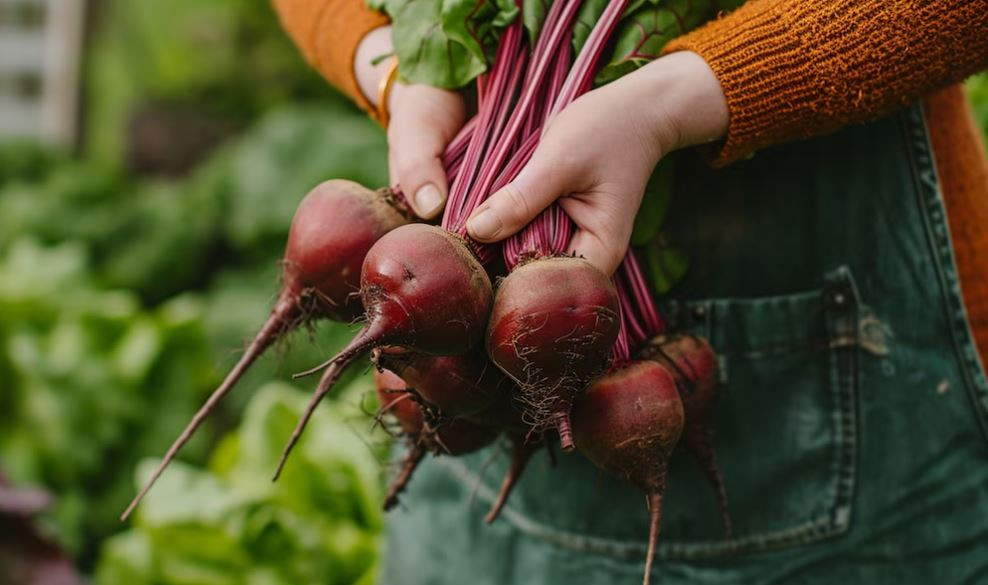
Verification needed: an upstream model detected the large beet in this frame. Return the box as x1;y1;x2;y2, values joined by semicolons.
488;256;619;450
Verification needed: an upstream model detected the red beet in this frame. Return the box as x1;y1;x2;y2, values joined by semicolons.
276;224;495;472
374;368;424;435
373;369;497;510
302;224;494;376
121;180;409;521
374;346;512;417
641;334;731;539
572;361;684;585
487;256;620;451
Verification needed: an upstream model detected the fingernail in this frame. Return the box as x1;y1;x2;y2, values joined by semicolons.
467;208;502;240
414;184;444;218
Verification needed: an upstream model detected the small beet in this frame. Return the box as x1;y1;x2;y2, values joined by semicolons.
572;361;684;585
488;256;619;450
373;368;497;510
121;180;409;521
642;333;731;538
374;346;511;417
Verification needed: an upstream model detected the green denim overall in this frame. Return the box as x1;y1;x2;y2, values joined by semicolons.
380;106;988;584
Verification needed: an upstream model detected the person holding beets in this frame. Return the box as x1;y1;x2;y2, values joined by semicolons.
274;0;988;582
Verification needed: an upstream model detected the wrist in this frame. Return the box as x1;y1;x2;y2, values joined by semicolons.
355;25;395;108
633;51;729;154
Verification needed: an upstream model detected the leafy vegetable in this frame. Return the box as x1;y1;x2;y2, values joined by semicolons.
595;0;720;84
93;383;383;585
380;0;749;89
382;0;519;88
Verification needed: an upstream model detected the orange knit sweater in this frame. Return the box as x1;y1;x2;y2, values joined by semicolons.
272;0;988;364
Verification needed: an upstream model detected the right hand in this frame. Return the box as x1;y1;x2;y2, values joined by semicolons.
356;26;465;220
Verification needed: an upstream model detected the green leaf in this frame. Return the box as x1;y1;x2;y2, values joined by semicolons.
631;157;675;245
385;0;518;88
522;0;551;44
595;0;717;85
643;234;689;294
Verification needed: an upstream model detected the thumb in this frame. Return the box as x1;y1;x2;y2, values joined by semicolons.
466;150;573;243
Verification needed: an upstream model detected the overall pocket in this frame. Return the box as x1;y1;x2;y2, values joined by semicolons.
435;267;864;564
656;266;861;559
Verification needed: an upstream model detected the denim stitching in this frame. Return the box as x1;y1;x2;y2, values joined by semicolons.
902;106;988;441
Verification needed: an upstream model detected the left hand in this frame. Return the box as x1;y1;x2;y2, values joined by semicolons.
465;51;729;275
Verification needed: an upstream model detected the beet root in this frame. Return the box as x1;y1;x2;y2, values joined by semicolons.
485;435;541;523
121;180;409;522
572;361;684;585
642;334;731;538
487;256;620;451
373;368;497;511
374;346;512;418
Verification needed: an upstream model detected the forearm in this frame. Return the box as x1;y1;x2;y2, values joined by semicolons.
271;0;389;110
665;0;988;165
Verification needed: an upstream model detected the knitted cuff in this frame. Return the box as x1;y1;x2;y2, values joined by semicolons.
664;0;988;166
273;0;389;112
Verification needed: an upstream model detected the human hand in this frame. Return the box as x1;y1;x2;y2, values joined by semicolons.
356;26;465;219
465;51;729;275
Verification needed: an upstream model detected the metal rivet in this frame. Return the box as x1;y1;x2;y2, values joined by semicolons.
833;292;846;305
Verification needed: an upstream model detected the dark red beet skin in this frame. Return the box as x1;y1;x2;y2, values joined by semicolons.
572;361;684;585
332;223;494;365
374;368;424;436
487;256;619;450
375;346;512;417
641;334;732;539
121;180;409;522
283;180;410;322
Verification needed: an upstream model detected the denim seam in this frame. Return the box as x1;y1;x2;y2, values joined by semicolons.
901;106;988;442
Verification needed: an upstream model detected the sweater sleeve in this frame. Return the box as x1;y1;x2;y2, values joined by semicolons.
664;0;988;166
272;0;389;112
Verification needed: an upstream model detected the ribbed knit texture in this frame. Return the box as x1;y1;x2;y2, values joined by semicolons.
272;0;388;111
665;0;988;166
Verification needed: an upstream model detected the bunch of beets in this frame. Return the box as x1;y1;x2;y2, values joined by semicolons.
123;1;731;582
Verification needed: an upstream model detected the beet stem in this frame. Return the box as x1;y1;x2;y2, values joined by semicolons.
272;360;346;481
644;491;663;585
121;302;294;522
383;444;425;511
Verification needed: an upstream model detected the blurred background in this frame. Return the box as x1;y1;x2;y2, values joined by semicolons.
0;1;986;583
1;1;391;583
